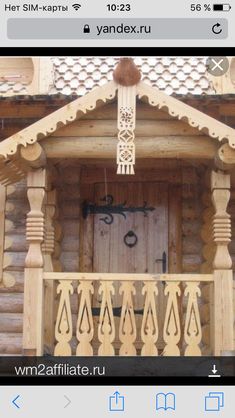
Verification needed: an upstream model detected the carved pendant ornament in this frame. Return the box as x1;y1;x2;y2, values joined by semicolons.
117;85;137;175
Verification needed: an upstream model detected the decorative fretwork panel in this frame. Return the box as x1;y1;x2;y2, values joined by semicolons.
48;273;213;357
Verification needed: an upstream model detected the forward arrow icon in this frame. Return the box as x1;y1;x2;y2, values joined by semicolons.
64;395;71;409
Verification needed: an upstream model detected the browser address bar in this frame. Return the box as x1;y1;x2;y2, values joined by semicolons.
7;18;228;39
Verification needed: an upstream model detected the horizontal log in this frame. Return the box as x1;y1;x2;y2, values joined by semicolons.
60;252;79;272
42;136;217;159
61;235;79;252
52;119;201;138
3;252;26;270
80;167;181;184
201;283;213;302
182;237;202;254
6;180;27;199
58;165;81;184
60;201;80;219
20;142;46;169
182;254;202;273
5;221;26;235
0;333;22;355
60;184;81;200
216;143;235;169
0;293;23;313
0;271;24;293
200;303;210;326
202;324;210;346
4;235;27;252
200;261;213;274
0;313;23;333
5;202;28;220
182;208;200;221
60;220;80;236
182;220;202;236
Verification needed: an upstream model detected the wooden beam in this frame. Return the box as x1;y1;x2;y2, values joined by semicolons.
216;143;235;169
20;143;46;169
42;136;217;159
51;119;202;137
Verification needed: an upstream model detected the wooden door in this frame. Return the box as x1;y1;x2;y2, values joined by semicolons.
92;182;168;350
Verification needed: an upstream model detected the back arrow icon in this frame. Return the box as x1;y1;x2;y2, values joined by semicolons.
12;395;20;409
64;395;71;408
212;23;223;34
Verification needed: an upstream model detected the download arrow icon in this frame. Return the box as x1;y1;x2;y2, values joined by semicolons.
212;365;217;374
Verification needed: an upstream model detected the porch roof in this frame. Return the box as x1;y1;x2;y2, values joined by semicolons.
0;75;235;185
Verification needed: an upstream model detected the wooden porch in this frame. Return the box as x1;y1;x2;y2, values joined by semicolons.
0;58;234;356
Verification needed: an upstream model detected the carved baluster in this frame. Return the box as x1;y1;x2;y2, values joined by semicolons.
42;189;57;353
119;281;137;356
141;282;158;356
98;281;115;355
23;169;46;356
25;172;46;268
211;171;232;270
54;280;73;356
184;282;202;356
42;189;56;267
211;170;234;355
76;280;94;356
163;281;181;356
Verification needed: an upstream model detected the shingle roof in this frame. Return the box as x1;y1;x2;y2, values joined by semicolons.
50;56;213;96
0;56;214;96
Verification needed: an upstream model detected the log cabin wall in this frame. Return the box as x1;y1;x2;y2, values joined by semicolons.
0;180;28;354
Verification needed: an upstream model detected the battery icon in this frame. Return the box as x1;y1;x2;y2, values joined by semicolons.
213;4;231;11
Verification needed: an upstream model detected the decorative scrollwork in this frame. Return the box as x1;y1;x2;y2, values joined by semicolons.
141;282;159;356
54;280;74;356
184;282;202;356
76;280;94;356
163;281;181;356
98;281;115;355
119;281;137;355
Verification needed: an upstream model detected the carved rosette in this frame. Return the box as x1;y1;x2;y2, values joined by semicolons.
184;282;202;356
54;280;73;356
117;85;136;175
163;281;181;356
76;280;94;356
141;282;159;356
119;281;137;355
98;281;115;356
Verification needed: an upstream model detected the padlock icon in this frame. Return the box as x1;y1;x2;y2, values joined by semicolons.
83;24;90;34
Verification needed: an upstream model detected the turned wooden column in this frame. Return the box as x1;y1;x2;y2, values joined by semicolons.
42;188;57;353
211;170;234;355
23;168;46;355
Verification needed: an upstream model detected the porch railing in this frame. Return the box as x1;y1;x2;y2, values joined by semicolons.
37;273;214;356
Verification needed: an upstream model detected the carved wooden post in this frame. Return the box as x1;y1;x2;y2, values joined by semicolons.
23;168;46;355
42;188;57;353
211;170;234;355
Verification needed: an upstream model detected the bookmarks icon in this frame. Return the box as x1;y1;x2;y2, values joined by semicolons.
156;392;176;411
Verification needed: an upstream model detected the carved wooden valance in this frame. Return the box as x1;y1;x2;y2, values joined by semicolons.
1;58;235;184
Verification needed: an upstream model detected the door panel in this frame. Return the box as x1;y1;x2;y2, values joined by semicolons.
92;182;168;350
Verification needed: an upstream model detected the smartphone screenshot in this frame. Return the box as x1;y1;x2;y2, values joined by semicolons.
0;0;234;416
